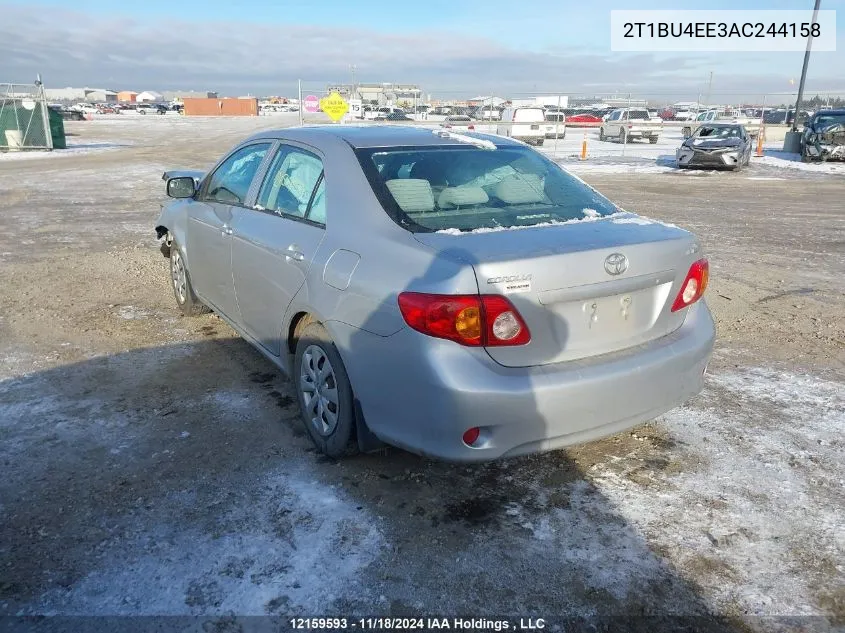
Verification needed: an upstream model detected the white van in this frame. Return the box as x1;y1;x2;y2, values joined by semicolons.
497;107;546;145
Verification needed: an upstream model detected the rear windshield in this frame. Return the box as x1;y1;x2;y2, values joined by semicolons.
356;145;619;233
628;110;650;120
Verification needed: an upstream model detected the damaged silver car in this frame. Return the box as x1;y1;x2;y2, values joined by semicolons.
676;123;752;171
801;109;845;162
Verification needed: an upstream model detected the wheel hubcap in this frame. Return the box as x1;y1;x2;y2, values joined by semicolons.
299;345;339;436
171;250;187;304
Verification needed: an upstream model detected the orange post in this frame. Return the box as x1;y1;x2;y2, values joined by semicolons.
755;128;765;157
580;133;588;160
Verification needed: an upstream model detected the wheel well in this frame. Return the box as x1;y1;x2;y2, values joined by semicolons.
287;311;314;355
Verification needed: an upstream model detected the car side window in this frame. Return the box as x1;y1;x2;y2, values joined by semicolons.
204;143;271;205
256;146;324;219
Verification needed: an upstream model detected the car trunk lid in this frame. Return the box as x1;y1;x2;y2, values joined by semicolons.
414;217;699;367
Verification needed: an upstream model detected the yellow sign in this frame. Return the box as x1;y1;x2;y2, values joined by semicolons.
319;92;349;122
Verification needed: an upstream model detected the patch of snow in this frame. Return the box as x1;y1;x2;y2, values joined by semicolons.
117;305;150;320
435;211;628;235
754;151;845;174
0;142;124;162
590;367;845;616
27;466;385;615
581;208;601;218
611;216;653;225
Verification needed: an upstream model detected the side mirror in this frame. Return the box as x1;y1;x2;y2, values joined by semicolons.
167;176;197;199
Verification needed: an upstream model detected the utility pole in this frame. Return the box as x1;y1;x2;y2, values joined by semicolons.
792;0;821;131
350;65;357;99
705;71;713;107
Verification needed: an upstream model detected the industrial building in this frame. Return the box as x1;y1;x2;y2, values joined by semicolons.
327;83;424;107
44;87;117;103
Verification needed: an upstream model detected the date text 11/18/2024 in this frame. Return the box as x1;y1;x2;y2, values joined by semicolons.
288;617;547;630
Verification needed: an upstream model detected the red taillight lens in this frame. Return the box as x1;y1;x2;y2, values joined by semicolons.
671;259;709;312
397;293;530;347
462;427;480;446
468;124;475;130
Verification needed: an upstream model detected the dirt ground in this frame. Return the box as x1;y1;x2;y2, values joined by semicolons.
1;116;843;631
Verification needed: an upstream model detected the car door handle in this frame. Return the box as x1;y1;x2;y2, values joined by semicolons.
221;225;233;236
285;245;305;262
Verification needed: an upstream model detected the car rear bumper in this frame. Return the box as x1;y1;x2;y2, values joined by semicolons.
334;300;715;462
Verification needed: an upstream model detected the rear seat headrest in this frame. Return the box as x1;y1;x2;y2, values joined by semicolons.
385;179;435;213
492;174;545;204
438;186;489;209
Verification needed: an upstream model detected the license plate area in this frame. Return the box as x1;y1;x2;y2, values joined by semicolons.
530;124;540;130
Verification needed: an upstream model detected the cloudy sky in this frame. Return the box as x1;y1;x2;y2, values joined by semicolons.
1;0;842;101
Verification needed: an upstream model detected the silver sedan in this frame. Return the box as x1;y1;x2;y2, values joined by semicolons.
155;126;715;462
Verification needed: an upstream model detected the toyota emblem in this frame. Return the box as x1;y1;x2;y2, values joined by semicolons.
604;253;628;276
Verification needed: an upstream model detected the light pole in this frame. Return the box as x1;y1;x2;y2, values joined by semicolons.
792;0;821;131
350;65;357;99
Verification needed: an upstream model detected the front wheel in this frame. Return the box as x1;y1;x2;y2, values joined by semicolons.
294;323;358;458
169;241;209;316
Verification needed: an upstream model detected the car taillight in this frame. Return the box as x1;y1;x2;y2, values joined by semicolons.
671;259;709;312
468;124;475;130
397;292;530;347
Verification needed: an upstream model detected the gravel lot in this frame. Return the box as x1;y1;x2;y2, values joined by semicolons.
1;116;843;631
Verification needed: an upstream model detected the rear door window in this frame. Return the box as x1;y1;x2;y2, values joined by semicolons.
256;145;324;220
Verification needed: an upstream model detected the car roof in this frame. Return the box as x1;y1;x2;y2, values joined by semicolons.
247;125;524;149
815;109;845;115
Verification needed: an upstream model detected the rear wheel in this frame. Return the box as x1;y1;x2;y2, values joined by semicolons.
169;241;209;316
619;129;627;144
294;323;358;458
649;136;658;144
599;128;606;141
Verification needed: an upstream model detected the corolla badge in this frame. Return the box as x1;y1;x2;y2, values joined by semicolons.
604;253;628;276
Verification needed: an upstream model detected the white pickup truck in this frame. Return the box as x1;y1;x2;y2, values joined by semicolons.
599;108;663;143
683;110;761;138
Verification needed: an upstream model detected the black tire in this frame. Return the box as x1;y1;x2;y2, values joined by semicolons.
619;129;627;144
294;322;358;458
649;136;658;144
535;138;544;146
169;240;209;316
599;128;606;141
139;110;146;115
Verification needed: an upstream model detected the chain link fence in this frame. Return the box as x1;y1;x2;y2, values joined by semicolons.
256;81;845;160
0;82;53;151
